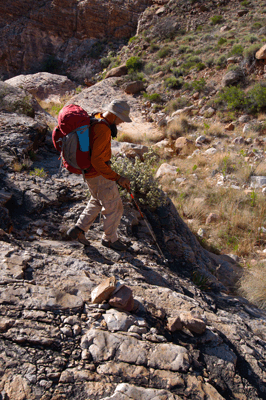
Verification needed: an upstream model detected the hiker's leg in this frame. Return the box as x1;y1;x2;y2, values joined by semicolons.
96;176;123;243
76;176;102;232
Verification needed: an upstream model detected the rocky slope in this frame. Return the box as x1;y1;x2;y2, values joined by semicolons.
1;1;266;399
0;78;266;400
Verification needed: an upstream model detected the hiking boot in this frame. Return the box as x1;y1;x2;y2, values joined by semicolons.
101;239;129;251
67;226;90;246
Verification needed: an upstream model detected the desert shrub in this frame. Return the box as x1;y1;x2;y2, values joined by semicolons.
252;22;262;31
216;86;246;110
150;42;160;52
178;45;189;54
218;37;227;46
243;44;261;63
196;62;206;71
217;83;266;113
206;57;215;67
164;76;183;89
111;150;166;209
192;78;206;92
29;168;47;178
144;62;158;75
229;44;244;56
181;55;202;71
128;36;138;44
216;55;227;68
100;56;112;69
247;83;266;113
164;96;191;114
157;46;172;59
126;56;142;72
210;15;223;25
244;34;258;43
143;93;161;103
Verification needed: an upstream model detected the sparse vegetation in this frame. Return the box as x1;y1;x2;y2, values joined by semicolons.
126;56;142;72
210;15;223;25
112;150;166;209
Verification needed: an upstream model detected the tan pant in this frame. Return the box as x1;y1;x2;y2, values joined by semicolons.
76;175;123;243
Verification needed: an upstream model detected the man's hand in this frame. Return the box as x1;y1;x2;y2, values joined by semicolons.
117;176;130;191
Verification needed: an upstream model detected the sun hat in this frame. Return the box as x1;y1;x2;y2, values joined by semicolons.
103;99;132;122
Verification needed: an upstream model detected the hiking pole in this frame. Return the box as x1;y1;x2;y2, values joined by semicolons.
128;190;168;264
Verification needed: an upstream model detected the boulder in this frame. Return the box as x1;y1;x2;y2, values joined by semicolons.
5;72;76;102
123;80;144;94
174;137;195;155
225;123;235;131
155;163;178;179
255;44;266;60
105;64;128;79
90;277;116;303
180;312;206;334
222;69;244;87
109;285;135;312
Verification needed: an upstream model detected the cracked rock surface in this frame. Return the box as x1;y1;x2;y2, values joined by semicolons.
0;86;266;400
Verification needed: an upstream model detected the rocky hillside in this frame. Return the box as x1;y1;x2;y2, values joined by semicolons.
1;0;266;399
0;73;265;400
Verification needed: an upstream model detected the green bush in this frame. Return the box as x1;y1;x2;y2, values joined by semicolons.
111;150;166;209
192;78;206;92
244;34;258;43
100;57;111;69
178;45;189;54
210;15;223;25
243;44;260;63
126;56;142;72
247;83;266;113
216;55;227;68
157;46;172;59
216;84;266;113
128;36;138;44
218;37;227;46
143;93;161;103
29;168;47;178
206;57;215;67
252;22;262;30
164;76;183;89
144;62;158;75
229;44;244;56
196;62;206;71
181;55;202;71
216;86;246;110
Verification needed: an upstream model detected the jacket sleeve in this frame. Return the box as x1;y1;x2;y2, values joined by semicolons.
90;122;120;181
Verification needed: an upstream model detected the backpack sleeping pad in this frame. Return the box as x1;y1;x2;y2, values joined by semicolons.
52;104;109;176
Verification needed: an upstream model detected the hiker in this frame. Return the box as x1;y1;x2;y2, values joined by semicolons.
67;99;132;250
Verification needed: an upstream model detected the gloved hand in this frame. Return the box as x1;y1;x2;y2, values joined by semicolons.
117;176;131;191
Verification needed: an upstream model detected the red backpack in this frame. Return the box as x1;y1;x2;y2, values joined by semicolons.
52;104;109;177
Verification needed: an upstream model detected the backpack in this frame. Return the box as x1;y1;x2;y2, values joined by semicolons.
52;104;109;178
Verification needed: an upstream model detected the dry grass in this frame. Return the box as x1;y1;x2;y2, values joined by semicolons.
117;125;164;145
166;116;197;140
239;264;266;309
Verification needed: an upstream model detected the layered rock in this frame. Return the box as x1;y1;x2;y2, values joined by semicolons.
0;0;152;78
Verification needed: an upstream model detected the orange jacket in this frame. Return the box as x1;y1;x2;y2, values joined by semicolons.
84;113;120;181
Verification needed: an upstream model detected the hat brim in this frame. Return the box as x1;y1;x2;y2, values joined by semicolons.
103;104;132;123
